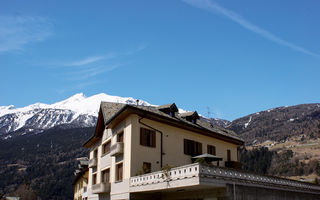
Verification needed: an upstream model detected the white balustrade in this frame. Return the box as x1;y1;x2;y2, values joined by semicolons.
129;163;320;192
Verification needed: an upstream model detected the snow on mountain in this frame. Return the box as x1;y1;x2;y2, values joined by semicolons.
0;93;151;138
50;93;150;116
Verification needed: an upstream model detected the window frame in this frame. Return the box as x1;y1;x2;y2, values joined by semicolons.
140;127;156;147
92;173;97;185
101;168;110;183
102;140;111;155
184;139;202;156
207;145;216;156
227;149;231;161
93;149;98;159
142;162;151;174
116;162;123;182
117;131;124;143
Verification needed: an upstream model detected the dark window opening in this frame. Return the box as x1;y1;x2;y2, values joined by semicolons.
102;141;111;155
207;145;216;155
142;162;151;173
92;174;97;185
184;139;202;156
93;149;98;158
116;163;123;181
117;131;124;143
101;168;110;183
140;128;156;147
227;149;231;161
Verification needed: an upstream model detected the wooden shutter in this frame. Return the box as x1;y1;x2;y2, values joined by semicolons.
151;130;156;147
198;142;202;155
140;128;144;145
184;139;187;154
227;150;231;161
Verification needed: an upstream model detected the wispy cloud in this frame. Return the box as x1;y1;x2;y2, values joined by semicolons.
56;80;101;94
53;43;146;94
183;0;320;58
0;15;53;53
66;64;123;80
125;42;148;55
65;53;116;66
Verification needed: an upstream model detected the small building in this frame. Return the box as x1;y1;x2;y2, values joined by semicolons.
73;157;91;200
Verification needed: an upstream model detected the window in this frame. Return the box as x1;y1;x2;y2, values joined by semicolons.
116;163;123;181
92;173;97;185
102;141;111;155
184;139;202;156
117;131;124;143
101;168;110;183
227;149;231;161
207;145;216;155
142;162;151;173
140;128;156;147
93;149;98;158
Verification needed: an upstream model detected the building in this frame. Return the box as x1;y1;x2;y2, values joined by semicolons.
81;102;320;200
73;157;91;200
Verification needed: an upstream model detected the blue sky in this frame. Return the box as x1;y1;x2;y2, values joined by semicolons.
1;0;320;120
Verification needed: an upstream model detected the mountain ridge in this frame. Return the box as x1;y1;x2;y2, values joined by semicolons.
0;93;151;138
1;93;320;144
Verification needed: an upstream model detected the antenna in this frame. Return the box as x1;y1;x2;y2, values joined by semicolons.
206;106;211;118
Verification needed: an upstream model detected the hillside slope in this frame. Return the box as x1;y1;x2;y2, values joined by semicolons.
228;103;320;145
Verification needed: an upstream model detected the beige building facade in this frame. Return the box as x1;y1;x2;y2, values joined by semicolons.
79;102;320;199
82;102;246;200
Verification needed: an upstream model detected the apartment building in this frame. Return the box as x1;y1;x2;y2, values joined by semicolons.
80;102;320;200
81;102;244;200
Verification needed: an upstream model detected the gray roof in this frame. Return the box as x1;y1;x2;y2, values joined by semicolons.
157;103;178;112
100;102;127;124
180;111;199;118
99;102;243;143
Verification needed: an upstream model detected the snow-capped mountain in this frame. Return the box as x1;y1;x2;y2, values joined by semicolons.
0;93;151;139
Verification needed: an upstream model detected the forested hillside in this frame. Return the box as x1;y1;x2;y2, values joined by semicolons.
0;126;93;200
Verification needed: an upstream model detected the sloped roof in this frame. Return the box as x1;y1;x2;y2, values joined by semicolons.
157;103;178;112
84;102;244;147
100;102;127;124
180;111;200;120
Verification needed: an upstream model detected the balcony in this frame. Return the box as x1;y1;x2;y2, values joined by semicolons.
225;161;242;170
88;158;97;168
92;182;111;194
81;186;87;197
110;142;124;157
130;163;320;194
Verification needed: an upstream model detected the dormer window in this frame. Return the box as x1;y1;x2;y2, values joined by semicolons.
180;111;200;124
157;103;178;117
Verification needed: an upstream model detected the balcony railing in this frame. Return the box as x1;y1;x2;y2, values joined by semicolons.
92;182;111;194
225;161;242;170
130;163;320;194
110;142;124;157
88;158;97;168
